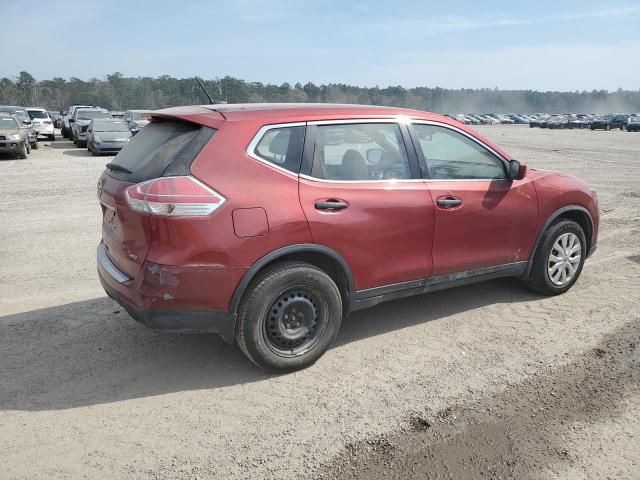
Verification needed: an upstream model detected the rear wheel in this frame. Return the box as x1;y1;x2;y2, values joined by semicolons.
605;124;610;131
31;141;38;150
523;220;586;296
236;262;343;372
48;134;55;141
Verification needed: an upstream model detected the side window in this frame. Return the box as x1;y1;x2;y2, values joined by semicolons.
253;126;305;174
310;123;411;181
413;124;506;180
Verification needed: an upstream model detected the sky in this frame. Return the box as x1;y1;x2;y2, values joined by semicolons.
1;0;639;91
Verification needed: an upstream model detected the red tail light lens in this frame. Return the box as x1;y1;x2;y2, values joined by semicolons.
124;176;225;217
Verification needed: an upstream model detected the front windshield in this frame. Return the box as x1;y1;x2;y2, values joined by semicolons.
13;110;29;122
78;110;110;120
93;120;130;132
0;117;19;129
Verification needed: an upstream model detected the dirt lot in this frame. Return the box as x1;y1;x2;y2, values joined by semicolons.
1;126;639;479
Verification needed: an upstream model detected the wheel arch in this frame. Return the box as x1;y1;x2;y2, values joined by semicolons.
524;205;594;277
229;244;356;318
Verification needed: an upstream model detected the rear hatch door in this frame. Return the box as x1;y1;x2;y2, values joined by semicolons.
98;115;219;278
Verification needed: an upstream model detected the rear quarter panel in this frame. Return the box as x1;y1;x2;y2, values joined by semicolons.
167;119;313;270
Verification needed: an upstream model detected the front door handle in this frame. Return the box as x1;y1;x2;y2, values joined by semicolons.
315;199;349;211
436;197;463;208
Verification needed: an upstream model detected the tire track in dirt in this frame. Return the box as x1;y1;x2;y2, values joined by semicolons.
321;318;640;480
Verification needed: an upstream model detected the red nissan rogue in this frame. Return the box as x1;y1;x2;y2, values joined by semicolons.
97;104;599;371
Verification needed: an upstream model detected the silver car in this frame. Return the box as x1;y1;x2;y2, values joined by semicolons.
86;119;131;155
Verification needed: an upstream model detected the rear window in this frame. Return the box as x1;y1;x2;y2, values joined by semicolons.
106;121;215;182
27;110;48;119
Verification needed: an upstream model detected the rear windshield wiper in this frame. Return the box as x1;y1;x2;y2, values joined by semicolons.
105;162;132;174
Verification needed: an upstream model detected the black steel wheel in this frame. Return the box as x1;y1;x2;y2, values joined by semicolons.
237;261;342;372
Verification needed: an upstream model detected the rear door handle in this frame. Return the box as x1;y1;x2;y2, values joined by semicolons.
315;199;349;211
436;197;463;208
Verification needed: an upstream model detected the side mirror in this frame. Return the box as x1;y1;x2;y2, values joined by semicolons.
508;160;527;180
366;148;383;165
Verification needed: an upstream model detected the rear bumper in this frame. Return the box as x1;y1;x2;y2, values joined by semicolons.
35;124;54;135
97;242;237;343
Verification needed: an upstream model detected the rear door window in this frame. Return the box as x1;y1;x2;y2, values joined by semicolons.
310;123;411;181
106;121;215;182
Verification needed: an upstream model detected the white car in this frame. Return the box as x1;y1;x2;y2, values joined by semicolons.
26;108;55;141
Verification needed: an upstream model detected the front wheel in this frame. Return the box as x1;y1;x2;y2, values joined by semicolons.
236;262;343;372
49;134;55;141
17;143;27;159
31;141;38;150
523;220;586;296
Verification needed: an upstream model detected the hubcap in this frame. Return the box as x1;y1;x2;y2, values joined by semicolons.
264;289;321;355
547;232;582;286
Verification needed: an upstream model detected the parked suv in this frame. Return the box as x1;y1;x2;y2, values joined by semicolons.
26;108;55;141
0;106;37;150
0;112;29;158
62;104;94;138
97;104;600;372
610;114;630;130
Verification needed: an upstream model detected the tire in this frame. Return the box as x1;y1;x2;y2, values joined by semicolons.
605;124;610;131
523;220;587;296
620;125;625;131
77;140;85;148
61;126;67;138
17;143;27;159
48;134;55;141
32;141;38;150
236;261;343;372
26;141;31;154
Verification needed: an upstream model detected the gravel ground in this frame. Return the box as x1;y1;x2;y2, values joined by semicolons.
0;126;639;479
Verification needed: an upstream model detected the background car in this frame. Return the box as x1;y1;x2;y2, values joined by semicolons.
26;108;55;141
610;114;630;130
626;115;640;132
590;114;613;130
0;112;29;158
70;108;112;147
61;105;94;138
87;118;131;155
123;110;152;135
0;106;37;150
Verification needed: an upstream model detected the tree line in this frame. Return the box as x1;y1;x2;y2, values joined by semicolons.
2;71;639;114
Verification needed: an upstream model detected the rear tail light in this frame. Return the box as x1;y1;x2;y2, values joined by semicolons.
44;120;52;124
125;176;225;217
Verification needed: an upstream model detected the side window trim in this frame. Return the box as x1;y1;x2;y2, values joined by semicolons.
408;121;509;181
300;119;422;182
246;122;307;177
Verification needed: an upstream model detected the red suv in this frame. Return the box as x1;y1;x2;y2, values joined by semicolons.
97;104;599;371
